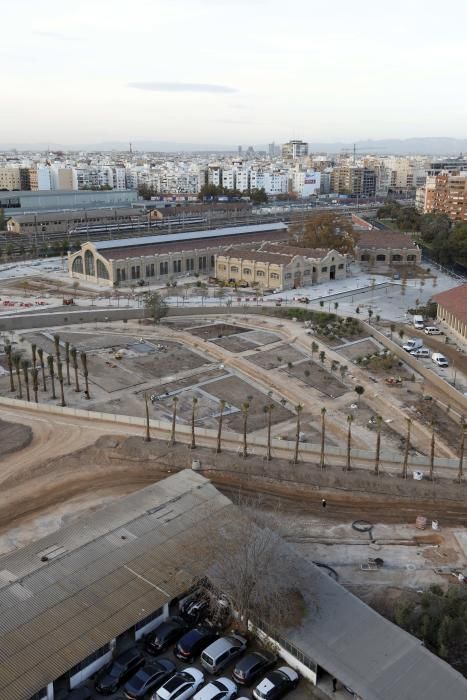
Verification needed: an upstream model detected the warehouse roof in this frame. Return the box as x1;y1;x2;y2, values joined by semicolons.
0;471;466;700
93;222;288;251
355;231;420;250
9;207;142;224
433;284;467;325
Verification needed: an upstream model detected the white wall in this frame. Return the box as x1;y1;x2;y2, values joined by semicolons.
69;648;113;689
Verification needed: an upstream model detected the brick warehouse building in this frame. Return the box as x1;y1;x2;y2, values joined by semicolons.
434;284;467;341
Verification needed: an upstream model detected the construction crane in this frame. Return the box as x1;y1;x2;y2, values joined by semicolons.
340;143;387;165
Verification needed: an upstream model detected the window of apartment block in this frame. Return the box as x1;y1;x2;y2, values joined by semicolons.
146;263;155;277
186;258;194;271
198;256;207;270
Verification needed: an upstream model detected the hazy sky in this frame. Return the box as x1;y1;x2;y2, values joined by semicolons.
2;0;467;146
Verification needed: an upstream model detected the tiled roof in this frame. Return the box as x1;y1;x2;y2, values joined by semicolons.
356;231;419;250
433;284;467;324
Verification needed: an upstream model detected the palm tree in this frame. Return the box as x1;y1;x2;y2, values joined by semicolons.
64;341;71;385
457;416;466;484
170;396;178;446
293;404;303;465
320;407;326;469
13;352;22;399
31;343;37;372
346;414;353;471
53;334;61;364
47;355;56;400
31;367;39;403
334;302;339;312
57;361;66;407
144;393;151;442
311;341;318;358
319;350;326;365
401;418;411;479
71;347;80;392
190;396;198;449
21;359;30;402
339;364;348;381
216;399;226;454
37;347;47;391
429;427;435;481
80;352;90;399
241;402;250;459
331;360;338;374
390;323;396;340
5;343;15;392
374;415;382;476
263;403;274;461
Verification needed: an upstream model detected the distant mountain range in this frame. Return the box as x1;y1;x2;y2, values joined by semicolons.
1;137;466;155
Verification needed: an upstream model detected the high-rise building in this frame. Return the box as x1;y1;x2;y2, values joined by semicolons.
331;166;376;198
421;171;467;222
281;140;308;159
0;167;21;190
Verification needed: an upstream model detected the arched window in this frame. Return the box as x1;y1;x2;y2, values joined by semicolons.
230;265;239;272
84;250;95;276
243;268;251;275
72;256;83;274
96;259;110;279
376;254;386;261
257;270;265;277
391;254;402;262
407;254;416;262
270;273;279;279
360;254;370;262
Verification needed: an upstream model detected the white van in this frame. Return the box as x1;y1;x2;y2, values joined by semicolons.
403;339;423;352
432;352;449;368
424;326;442;335
413;315;424;329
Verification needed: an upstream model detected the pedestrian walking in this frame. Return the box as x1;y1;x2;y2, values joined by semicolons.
322;498;327;508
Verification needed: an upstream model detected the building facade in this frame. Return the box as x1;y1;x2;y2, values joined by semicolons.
355;231;421;266
433;285;467;341
281;140;309;159
421;171;467;222
7;207;145;235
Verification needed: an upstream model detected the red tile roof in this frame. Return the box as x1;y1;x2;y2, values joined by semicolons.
433;284;467;325
356;231;419;250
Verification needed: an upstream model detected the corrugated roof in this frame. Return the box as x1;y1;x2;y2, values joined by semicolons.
93;223;288;251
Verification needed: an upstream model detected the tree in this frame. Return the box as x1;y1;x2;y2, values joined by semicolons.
216;400;226;454
241;402;250;459
53;334;61;365
292;212;358;255
21;359;30;402
319;350;326;364
320;407;326;469
4;343;15;392
170;396;178;446
37;347;46;391
311;341;318;358
293;405;303;465
334;302;339;311
250;187;268;204
70;347;80;392
354;385;365;406
31;367;39;404
64;341;71;386
13;352;23;399
457;417;466;484
401;418;412;479
31;343;37;372
47;355;56;400
390;323;396;340
144;393;151;442
263;402;274;462
80;352;90;399
429;427;435;481
330;360;338;374
145;291;168;324
368;308;373;323
374;415;382;476
190;397;198;449
56;361;66;407
398;328;405;340
346;414;353;471
339;364;348;381
0;208;5;231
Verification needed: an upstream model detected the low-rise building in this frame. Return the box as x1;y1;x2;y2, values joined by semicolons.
7;207;144;235
433;284;467;341
215;243;347;290
355;231;421;266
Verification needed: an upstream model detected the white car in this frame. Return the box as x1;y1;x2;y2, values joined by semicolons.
410;348;430;358
193;678;237;700
424;326;442;335
432;352;449;368
155;668;204;700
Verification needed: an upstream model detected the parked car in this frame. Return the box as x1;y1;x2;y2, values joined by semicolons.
124;658;177;699
410;348;430;358
232;651;277;686
252;667;299;700
155;668;204;700
413;315;424;329
95;648;145;695
175;625;220;662
201;634;248;674
67;689;94;700
425;326;442;335
402;339;423;352
432;352;449;368
146;617;190;655
180;592;209;625
193;678;237;700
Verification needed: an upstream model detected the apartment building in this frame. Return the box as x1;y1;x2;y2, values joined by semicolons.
250;170;288;195
0;167;21;190
291;169;321;197
331;166;376;198
421;171;467;222
281;140;309;159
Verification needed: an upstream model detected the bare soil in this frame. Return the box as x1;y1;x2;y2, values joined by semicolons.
188;323;248;340
404;397;462;448
337;338;383;362
0;419;33;458
249;344;307;370
211;335;256;353
284;361;348;399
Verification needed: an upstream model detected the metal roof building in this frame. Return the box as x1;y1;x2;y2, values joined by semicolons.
0;470;466;700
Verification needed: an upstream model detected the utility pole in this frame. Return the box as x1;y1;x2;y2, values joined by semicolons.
457;416;466;484
401;418;411;479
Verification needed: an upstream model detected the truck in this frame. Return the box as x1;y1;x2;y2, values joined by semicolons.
413;314;424;329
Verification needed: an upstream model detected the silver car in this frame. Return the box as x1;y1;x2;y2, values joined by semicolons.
200;634;247;674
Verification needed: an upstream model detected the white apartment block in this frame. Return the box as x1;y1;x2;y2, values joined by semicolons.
292;170;321;197
250;170;288;195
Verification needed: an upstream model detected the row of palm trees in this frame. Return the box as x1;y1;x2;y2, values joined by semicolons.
4;334;90;406
142;393;466;483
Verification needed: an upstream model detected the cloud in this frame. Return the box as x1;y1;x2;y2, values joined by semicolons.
128;81;237;94
34;31;75;40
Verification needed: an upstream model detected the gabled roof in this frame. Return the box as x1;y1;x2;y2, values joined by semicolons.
433;284;467;324
356;231;419;250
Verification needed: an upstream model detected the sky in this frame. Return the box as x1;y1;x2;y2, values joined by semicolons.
1;0;467;147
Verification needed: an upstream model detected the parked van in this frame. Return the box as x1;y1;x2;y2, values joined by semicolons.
424;326;442;335
413;315;424;329
403;339;423;352
432;352;449;368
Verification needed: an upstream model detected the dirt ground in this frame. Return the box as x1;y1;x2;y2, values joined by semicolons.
211;334;257;353
404;397;462;446
283;360;348;399
337;338;384;362
0;418;33;458
188;322;248;340
249;343;307;370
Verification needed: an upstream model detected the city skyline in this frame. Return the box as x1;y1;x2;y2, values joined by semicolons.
2;0;467;145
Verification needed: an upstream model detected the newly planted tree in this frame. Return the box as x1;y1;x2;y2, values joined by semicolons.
170;396;178;446
47;355;56;400
70;347;80;392
31;343;37;371
216;399;226;454
37;347;47;391
311;341;318;358
13;352;22;399
346;414;353;471
190;396;198;449
53;334;61;364
429;427;435;481
21;359;30;402
64;341;71;385
241;402;250;458
319;350;326;365
401;418;412;479
263;402;274;461
4;343;15;392
354;385;365;406
320;407;326;469
31;367;39;403
457;417;466;484
144;393;151;442
57;360;66;407
293;404;303;465
374;415;382;476
80;352;90;399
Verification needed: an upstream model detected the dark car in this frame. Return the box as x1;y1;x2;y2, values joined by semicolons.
66;689;94;700
146;616;190;655
124;658;177;699
180;593;209;625
95;648;145;695
232;651;277;686
174;625;220;663
252;667;299;700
